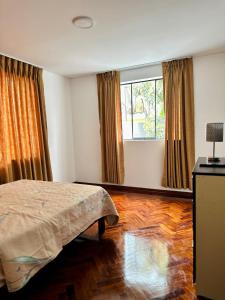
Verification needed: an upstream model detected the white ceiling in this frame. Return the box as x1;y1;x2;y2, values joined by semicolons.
1;0;225;77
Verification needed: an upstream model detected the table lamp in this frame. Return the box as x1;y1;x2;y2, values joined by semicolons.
206;122;224;162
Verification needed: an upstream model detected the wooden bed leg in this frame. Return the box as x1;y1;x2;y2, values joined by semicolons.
98;217;105;237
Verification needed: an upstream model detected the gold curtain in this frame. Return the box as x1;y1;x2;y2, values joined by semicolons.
97;71;124;184
0;55;52;184
162;58;195;189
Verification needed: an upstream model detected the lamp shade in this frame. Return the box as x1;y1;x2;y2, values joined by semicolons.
206;123;224;142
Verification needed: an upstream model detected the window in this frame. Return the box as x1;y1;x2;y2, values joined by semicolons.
121;78;165;140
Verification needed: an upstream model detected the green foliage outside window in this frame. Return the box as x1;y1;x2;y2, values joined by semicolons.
121;78;165;140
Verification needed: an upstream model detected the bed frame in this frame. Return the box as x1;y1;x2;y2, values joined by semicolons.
78;217;105;241
98;217;105;236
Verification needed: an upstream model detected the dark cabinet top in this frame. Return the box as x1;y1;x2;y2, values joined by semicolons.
193;157;225;176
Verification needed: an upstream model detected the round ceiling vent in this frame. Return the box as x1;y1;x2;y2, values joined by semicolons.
72;16;94;29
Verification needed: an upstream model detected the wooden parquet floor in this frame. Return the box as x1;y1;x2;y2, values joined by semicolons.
0;191;196;300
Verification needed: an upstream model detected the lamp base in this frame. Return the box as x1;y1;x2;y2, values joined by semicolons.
208;157;221;163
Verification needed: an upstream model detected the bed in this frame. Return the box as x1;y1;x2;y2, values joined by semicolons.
0;180;119;292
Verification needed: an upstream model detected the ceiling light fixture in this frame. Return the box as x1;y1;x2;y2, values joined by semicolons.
72;16;94;29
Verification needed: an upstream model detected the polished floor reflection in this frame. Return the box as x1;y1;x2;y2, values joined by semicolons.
0;191;196;299
124;234;170;297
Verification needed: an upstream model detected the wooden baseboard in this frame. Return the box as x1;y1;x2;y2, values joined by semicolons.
74;181;193;199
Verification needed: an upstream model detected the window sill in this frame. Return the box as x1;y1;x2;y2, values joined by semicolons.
123;139;164;142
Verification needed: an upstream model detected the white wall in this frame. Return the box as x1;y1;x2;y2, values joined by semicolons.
43;71;76;182
70;64;165;189
123;140;164;189
194;52;225;159
70;76;102;183
121;64;165;189
69;52;225;190
121;63;162;82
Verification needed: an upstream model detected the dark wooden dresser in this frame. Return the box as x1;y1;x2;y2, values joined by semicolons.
193;157;225;300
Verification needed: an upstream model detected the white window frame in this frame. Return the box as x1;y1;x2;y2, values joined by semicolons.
121;77;164;141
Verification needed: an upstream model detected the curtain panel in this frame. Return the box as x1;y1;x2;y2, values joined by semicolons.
97;71;124;184
0;55;52;183
162;58;195;189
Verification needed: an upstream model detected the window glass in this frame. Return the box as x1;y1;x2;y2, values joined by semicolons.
121;84;132;139
121;78;164;140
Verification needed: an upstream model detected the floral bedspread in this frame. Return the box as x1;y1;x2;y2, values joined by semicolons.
0;180;119;292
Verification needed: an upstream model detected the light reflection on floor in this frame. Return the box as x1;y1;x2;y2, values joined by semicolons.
124;233;170;296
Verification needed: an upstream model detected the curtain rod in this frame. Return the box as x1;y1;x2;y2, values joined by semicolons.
0;51;43;69
115;55;193;73
2;48;225;78
115;48;225;73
